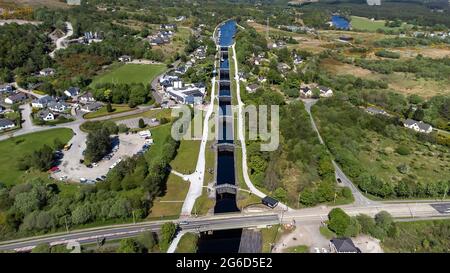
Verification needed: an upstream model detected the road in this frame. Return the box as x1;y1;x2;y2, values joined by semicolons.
1;202;449;252
0;213;280;252
303;99;375;206
49;22;73;58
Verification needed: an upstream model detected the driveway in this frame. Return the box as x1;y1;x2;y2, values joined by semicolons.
49;22;73;58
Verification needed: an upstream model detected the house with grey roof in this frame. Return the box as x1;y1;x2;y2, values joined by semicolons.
37;110;55;121
48;101;69;113
78;92;96;104
31;95;55;109
39;68;55;76
5;92;27;104
81;102;102;112
0;83;13;93
330;238;361;253
403;119;433;134
365;107;390;117
0;118;15;131
246;84;260;93
64;87;80;98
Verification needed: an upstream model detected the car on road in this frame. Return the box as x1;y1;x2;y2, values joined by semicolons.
80;178;87;183
336;178;342;183
179;221;189;225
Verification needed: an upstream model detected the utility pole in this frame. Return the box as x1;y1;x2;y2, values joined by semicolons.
266;17;269;41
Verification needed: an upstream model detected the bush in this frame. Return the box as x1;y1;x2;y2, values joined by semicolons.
395;145;411;155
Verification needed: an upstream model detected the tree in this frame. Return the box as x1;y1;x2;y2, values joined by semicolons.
138;118;146;129
375;211;394;232
117;238;140;253
138;231;156;252
273;188;288;203
413;108;425;121
31;243;51;253
106;102;113;113
159;222;177;252
84;128;112;163
327;208;351;236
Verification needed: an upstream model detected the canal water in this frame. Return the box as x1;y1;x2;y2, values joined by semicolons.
331;15;350;30
197;20;242;253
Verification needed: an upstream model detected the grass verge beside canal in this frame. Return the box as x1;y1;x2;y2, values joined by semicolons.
175;233;199;253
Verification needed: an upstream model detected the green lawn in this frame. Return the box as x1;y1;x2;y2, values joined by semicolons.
147;173;189;218
351;16;412;32
0;129;73;185
90;63;166;86
83;104;135;119
261;225;286;253
170;140;201;174
110;108;172;123
319;226;336;240
283;245;309;253
175;233;199;253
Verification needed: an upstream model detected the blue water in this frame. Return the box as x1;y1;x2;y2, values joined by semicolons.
332;15;350;30
219;20;237;47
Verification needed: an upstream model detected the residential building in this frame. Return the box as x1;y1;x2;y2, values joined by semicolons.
48;101;69;112
38;110;55;121
165;81;206;105
78;92;96;104
31;95;55;108
0;83;13;93
366;107;389;116
246;84;259;93
403;119;433;134
81;102;102;112
318;86;333;97
175;16;186;22
118;55;132;62
277;63;291;74
262;196;279;209
160;24;176;30
39;68;55;76
300;86;313;98
5;92;27;104
64;87;80;98
0;118;15;130
330;238;361;253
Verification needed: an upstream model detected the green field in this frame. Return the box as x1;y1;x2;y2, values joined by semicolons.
0;129;73;185
169;140;201;174
283;245;309;253
350;16;412;32
83;104;135;119
90;63;166;86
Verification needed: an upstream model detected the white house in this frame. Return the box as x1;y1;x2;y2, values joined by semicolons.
38;110;55;121
118;55;132;62
300;86;313;98
403;119;433;134
39;68;55;76
64;87;80;98
0;118;15;130
165;81;206;105
319;86;333;97
78;92;96;104
246;84;259;93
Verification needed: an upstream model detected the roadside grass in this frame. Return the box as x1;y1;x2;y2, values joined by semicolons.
175;232;199;253
192;140;216;216
170;140;201;174
319;226;335;240
0;128;73;185
147;173;189;218
283;245;309;253
382;219;450;253
90;63;166;86
144;123;172;163
83;104;135;119
109;108;172;123
261;225;289;253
